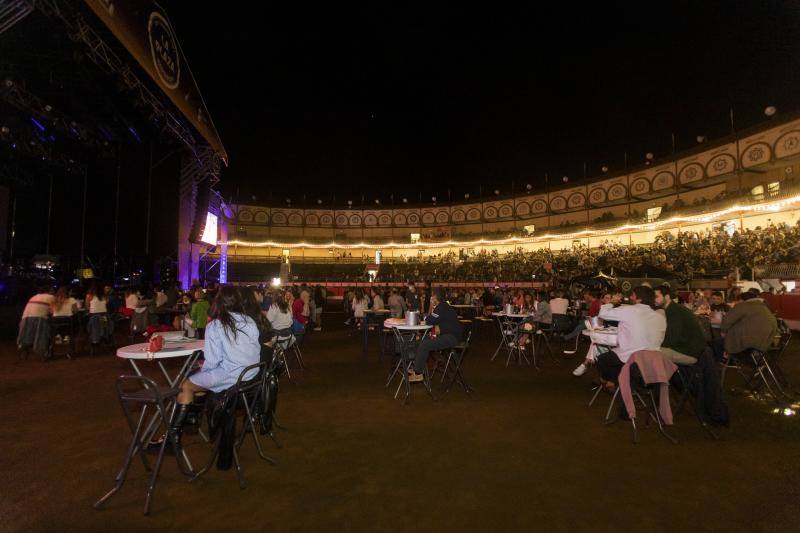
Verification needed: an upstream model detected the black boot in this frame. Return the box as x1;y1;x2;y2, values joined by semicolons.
167;403;191;452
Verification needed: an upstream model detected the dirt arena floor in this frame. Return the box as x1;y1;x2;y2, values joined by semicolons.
2;312;799;532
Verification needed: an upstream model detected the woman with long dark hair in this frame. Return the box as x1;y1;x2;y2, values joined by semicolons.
266;290;293;335
169;286;261;451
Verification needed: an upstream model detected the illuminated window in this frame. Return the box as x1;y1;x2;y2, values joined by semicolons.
646;206;662;222
723;220;737;236
768;181;780;196
751;185;765;200
282;249;290;256
523;224;535;235
410;233;421;243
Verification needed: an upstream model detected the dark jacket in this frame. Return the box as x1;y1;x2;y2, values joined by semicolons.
721;299;778;354
662;301;707;358
426;301;463;340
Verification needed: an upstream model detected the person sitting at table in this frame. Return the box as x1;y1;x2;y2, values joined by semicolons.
388;288;406;318
190;289;210;339
719;290;778;363
515;291;552;347
405;283;421;314
122;288;140;318
409;288;463;383
86;284;113;346
170;286;261;452
562;289;601;341
266;290;294;338
371;287;385;311
594;285;666;390
521;292;535;313
709;291;731;314
17;286;55;355
350;286;367;318
654;285;705;365
51;287;78;345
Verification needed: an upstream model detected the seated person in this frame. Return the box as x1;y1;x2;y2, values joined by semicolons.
387;288;406;318
654;285;705;365
595;285;666;390
266;291;294;339
18;286;55;353
409;289;463;383
719;290;778;362
549;290;572;333
371;288;385;311
562;289;601;341
170;286;261;451
516;291;551;346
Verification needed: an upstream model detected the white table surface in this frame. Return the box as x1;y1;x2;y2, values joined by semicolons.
383;318;432;331
491;312;532;318
117;340;205;360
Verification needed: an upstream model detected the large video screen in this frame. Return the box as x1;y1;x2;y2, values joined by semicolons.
200;212;218;245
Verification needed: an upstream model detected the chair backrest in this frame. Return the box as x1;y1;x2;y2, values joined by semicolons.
235;362;268;393
114;374;170;409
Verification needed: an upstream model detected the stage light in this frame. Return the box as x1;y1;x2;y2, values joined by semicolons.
601;166;608;173
562;176;569;183
696;135;706;143
402;198;408;203
432;196;437;202
526;184;532;191
765;106;777;117
494;189;500;195
646;152;654;160
375;199;380;204
271;277;281;287
285;198;291;204
347;200;353;206
0;126;8;134
317;199;322;205
464;193;470;199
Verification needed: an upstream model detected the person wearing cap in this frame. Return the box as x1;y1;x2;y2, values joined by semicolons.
408;288;463;383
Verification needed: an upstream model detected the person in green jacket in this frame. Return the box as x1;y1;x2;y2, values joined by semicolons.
654;285;706;365
190;289;210;339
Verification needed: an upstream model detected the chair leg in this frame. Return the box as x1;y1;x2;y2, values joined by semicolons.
649;390;678;444
94;407;148;510
603;388;620;424
243;401;276;465
588;384;603;407
142;426;171;515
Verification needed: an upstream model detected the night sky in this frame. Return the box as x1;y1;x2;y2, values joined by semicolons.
167;1;800;205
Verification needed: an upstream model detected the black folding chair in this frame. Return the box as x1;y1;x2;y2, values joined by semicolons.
604;364;677;445
191;362;275;490
438;331;474;395
94;375;188;515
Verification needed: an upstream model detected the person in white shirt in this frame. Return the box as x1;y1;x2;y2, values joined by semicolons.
266;291;294;333
595;285;666;387
371;288;385;311
549;291;570;315
21;288;55;319
125;289;140;311
352;288;369;319
52;287;78;317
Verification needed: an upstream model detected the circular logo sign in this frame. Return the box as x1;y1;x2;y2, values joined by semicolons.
148;12;180;89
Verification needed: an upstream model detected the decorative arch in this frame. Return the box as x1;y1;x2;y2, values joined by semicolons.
498;204;514;218
436;211;449;224
549;195;567;211
531;199;548;214
271;212;287;225
706;154;736;177
451;209;466;222
515;202;531;216
378;214;392;226
394;213;407;226
287;212;303;225
567;192;586;209
319;213;334;225
652;171;675;191
607;183;627;201
466;208;481;221
630;177;651;196
349;214;362;226
306;213;319;225
421;212;436;225
238;209;254;222
335;214;348;226
678;162;704;185
407;212;420;225
363;214;378;226
741;142;771;168
588;187;607;205
484;206;498;219
254;211;269;224
774;130;800;159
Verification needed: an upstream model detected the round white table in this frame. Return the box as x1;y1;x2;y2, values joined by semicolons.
117;340;204;386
